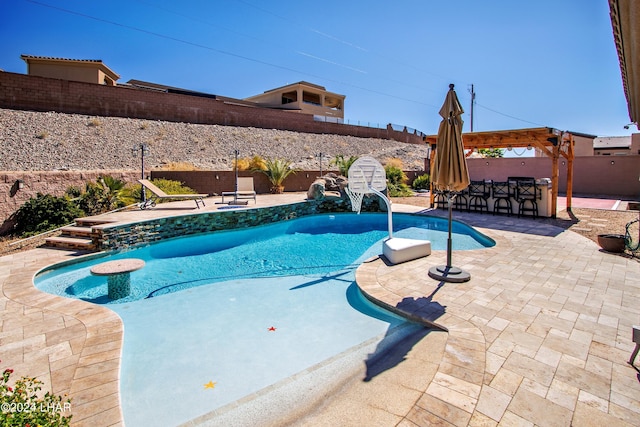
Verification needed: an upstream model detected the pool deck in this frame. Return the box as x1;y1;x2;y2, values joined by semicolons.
1;193;639;426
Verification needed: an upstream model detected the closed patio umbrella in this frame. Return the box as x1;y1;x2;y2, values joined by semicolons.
429;84;471;283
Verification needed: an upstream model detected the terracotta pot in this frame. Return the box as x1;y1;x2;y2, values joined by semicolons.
270;185;284;194
597;234;626;253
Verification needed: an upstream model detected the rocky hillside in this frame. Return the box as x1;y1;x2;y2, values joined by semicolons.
0;109;429;172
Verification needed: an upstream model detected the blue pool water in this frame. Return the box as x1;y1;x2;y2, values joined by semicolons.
34;213;493;426
36;213;492;304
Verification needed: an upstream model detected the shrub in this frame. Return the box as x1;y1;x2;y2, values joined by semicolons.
330;155;358;176
1;362;72;426
73;176;126;216
13;194;83;237
412;174;430;190
248;155;267;171
385;165;413;197
158;162;200;171
233;158;250;171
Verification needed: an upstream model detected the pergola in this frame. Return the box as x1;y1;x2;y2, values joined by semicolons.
425;127;575;218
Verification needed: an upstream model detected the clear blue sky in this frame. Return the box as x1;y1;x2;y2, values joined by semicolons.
0;0;632;138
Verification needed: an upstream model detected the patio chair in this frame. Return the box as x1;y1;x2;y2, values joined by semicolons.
138;179;207;209
222;177;257;204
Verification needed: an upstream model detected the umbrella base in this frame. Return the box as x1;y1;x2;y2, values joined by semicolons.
428;265;471;283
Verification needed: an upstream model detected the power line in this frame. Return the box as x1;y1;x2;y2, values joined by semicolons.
24;0;439;109
475;103;545;127
24;0;549;128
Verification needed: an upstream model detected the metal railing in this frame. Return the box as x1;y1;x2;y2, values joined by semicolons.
312;115;426;136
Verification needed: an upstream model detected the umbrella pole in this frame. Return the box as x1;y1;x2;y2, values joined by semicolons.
428;191;471;283
447;192;453;268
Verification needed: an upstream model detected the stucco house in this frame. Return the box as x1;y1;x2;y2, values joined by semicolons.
243;81;345;121
21;55;120;86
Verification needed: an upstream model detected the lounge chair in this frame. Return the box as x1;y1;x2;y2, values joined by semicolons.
138;179;207;209
222;177;257;204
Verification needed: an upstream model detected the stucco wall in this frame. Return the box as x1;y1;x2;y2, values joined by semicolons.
464;156;640;198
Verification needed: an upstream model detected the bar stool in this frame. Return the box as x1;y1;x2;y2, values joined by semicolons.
434;191;447;210
491;181;513;215
515;179;539;218
467;180;490;214
452;188;469;211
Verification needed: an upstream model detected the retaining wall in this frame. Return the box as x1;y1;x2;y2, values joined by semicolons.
0;72;424;144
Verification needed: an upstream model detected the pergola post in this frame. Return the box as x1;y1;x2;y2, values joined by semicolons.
551;144;560;219
565;133;574;212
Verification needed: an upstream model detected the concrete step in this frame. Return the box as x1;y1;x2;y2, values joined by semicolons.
75;218;116;227
44;236;96;251
59;225;93;238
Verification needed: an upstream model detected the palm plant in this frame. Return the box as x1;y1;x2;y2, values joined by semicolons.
330;155;358;176
259;158;297;193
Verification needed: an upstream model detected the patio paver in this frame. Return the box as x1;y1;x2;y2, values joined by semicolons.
1;194;639;426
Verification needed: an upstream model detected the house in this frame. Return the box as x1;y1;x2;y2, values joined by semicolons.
594;135;640;155
20;55;120;86
244;81;345;121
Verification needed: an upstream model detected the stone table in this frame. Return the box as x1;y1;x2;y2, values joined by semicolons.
90;258;145;300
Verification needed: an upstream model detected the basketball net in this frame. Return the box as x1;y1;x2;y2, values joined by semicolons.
346;166;370;214
345;186;365;213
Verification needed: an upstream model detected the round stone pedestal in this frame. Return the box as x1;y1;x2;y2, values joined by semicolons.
90;259;145;300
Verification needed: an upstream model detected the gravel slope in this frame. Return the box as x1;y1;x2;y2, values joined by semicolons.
0;109;429;171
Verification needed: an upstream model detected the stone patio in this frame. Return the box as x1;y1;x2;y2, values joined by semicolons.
1;194;639;426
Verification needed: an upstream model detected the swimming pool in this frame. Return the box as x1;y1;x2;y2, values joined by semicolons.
35;212;493;425
36;213;492;304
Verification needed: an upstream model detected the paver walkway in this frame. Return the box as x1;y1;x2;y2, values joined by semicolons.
1;194;639;426
355;207;640;426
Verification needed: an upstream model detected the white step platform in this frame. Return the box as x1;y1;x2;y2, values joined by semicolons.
383;237;431;265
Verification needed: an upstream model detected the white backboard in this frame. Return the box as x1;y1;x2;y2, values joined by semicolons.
347;156;387;193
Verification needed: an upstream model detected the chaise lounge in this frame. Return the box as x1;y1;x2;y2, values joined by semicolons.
222;177;257;204
138;179;207;209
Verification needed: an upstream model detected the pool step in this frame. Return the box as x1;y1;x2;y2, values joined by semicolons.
44;218;116;252
45;235;96;251
59;225;93;238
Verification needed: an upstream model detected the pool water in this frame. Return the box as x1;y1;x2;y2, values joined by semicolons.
36;213;492;304
34;212;493;426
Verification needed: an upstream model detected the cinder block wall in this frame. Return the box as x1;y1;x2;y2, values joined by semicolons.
0;72;424;144
0;170;141;234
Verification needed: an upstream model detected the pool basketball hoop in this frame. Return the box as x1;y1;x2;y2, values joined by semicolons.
345;156;387;214
346;156;432;265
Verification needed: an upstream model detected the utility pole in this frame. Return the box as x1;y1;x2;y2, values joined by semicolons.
469;84;476;132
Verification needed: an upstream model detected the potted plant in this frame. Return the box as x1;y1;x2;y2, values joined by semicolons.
597;233;626;253
258;158;297;194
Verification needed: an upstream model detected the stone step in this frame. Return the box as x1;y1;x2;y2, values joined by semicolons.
75;218;116;227
44;236;96;251
59;225;93;238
